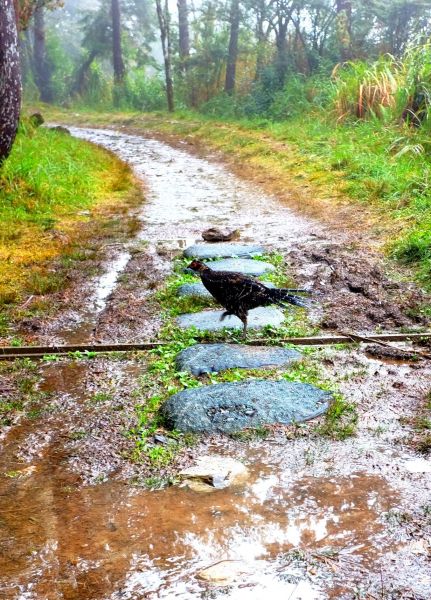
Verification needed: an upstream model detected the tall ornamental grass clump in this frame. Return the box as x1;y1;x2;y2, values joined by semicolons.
399;41;431;127
332;56;399;121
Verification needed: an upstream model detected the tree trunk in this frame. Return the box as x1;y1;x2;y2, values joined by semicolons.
224;0;240;94
275;18;289;87
71;49;97;97
0;0;21;162
33;1;53;103
336;0;352;61
177;0;190;70
156;0;174;112
111;0;125;84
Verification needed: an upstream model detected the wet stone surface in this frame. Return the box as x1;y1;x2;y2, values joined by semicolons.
176;306;285;331
161;380;331;433
183;243;266;259
179;454;249;491
178;280;275;299
207;257;275;276
178;282;213;299
176;343;302;375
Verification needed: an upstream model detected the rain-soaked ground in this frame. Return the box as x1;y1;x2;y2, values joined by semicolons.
1;127;430;599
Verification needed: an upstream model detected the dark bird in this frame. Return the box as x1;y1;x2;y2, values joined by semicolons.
186;260;311;339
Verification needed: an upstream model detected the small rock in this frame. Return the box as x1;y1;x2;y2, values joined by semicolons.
50;125;71;135
176;343;301;375
179;455;249;492
29;112;44;127
154;434;168;445
202;228;240;242
184;244;266;260
196;560;251;583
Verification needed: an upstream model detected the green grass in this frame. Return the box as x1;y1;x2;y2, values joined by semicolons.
0;118;134;307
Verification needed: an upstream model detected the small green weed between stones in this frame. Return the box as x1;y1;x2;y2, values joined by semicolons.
316;394;358;440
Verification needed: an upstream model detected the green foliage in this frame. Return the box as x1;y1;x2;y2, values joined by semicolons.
0;121;128;231
332;56;399;121
0;118;133;305
127;73;166;111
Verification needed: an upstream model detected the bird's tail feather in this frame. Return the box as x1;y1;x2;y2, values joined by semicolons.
270;287;312;309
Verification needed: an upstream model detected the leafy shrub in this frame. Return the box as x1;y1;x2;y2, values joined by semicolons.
127;72;166;111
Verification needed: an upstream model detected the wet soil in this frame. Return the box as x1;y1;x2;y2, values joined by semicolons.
1;127;430;599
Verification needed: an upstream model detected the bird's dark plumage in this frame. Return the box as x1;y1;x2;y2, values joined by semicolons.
187;260;311;339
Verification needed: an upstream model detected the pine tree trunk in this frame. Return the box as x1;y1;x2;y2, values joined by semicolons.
0;0;21;162
224;0;240;94
156;0;175;112
111;0;125;85
177;0;190;69
336;0;352;61
33;1;53;103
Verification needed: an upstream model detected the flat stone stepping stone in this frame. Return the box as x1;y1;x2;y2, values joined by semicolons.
176;306;284;332
184;243;265;259
176;343;301;375
161;380;331;433
206;258;274;276
178;282;213;299
178;281;275;299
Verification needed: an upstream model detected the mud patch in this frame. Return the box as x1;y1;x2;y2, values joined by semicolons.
288;243;428;331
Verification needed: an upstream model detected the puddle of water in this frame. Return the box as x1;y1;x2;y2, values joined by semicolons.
0;433;397;600
93;250;131;312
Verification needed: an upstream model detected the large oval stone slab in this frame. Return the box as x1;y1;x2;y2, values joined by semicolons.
176;307;285;332
184;243;265;259
176;343;301;375
177;281;275;299
161;380;331;433
208;258;275;276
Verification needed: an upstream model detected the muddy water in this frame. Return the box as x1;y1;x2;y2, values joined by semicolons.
0;355;424;598
0;361;398;600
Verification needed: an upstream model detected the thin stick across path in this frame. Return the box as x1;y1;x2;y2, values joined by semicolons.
1;332;430;360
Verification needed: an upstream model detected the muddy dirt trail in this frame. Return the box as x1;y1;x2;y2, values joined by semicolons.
0;127;430;599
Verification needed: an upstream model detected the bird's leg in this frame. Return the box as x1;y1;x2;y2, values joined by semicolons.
241;316;248;341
